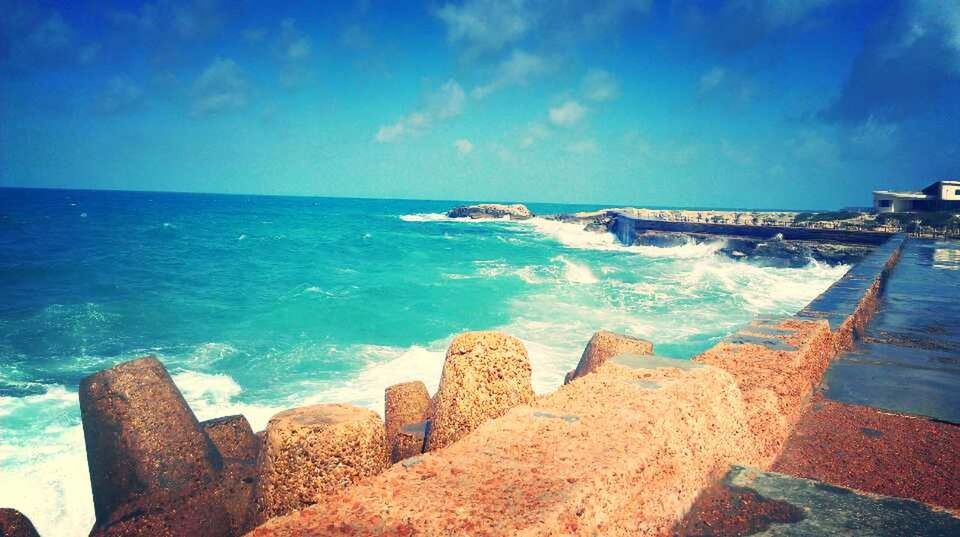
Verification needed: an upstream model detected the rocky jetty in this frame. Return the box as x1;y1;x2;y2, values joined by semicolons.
564;330;654;384
447;203;533;220
427;331;535;450
252;404;388;523
0;509;40;537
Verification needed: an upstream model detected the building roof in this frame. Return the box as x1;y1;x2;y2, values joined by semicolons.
873;190;931;200
922;180;960;195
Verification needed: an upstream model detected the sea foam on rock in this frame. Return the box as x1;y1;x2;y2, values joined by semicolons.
447;203;533;220
564;330;654;384
427;331;535;451
252;404;388;523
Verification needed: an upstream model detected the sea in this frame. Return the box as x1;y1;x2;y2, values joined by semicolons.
0;188;850;536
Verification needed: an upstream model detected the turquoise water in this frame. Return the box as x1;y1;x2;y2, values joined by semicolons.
0;188;849;535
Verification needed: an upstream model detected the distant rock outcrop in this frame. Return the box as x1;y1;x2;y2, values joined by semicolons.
565;330;654;384
252;404;388;523
427;332;535;451
447;203;534;220
0;509;40;537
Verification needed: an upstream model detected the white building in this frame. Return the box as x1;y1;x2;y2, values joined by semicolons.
873;180;960;213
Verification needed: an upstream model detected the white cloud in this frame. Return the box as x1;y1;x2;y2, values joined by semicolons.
242;28;267;42
719;139;755;166
549;100;586;127
97;76;144;114
472;49;552;98
566;139;599;155
27;11;71;51
434;0;535;56
699;66;726;93
454;138;474;155
78;43;100;65
278;18;311;61
428;80;467;119
520;122;550;148
108;0;225;40
582;69;619;102
191;57;248;116
434;0;652;57
375;80;466;143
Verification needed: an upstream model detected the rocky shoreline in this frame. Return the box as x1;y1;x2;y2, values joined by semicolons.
444;203;875;266
545;208;874;266
5;204;948;536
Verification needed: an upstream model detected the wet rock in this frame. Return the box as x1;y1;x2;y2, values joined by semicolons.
632;231;692;248
201;415;259;462
0;509;40;537
253;404;388;522
427;332;535;450
384;381;431;462
447;203;533;220
79;356;228;533
565;330;654;384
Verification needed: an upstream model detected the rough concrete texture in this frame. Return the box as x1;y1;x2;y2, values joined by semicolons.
564;330;654;384
78;356;227;529
694;318;834;467
773;396;960;511
676;466;960;536
202;415;260;462
0;509;40;537
248;359;755;536
253;404;388;523
384;381;431;462
832;276;883;353
427;332;535;451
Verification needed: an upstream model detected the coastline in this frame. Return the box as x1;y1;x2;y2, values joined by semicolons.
1;199;952;532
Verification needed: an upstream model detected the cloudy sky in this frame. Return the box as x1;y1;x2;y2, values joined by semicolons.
1;0;958;209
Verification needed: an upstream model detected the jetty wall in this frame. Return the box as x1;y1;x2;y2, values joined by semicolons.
62;231;911;536
610;212;894;245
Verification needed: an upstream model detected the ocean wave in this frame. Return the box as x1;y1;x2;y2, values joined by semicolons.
398;213;451;222
521;217;725;259
552;255;599;284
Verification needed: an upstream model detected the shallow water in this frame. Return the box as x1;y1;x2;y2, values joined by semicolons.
0;188;849;535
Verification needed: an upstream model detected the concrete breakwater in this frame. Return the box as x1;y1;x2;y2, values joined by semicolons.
609;212;895;246
9;228;956;535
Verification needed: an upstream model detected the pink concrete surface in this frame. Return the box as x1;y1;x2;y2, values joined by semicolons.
693;319;834;467
248;360;754;536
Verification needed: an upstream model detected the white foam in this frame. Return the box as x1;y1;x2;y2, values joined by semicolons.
553;255;599;284
399;213;451;222
521;217;725;259
0;387;94;537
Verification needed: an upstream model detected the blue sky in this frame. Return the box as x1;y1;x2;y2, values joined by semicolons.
1;0;958;209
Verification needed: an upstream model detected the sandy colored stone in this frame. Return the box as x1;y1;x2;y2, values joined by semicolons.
694;318;834;467
202;415;260;462
384;381;431;462
78;357;226;528
252;404;388;523
427;331;535;451
564;330;654;384
248;358;754;536
0;509;40;537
